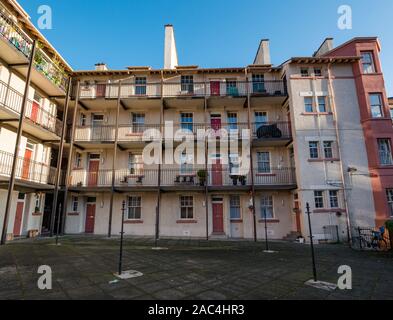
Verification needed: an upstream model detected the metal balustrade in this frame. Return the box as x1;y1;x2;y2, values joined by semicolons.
0;7;67;91
69;167;296;188
70;121;291;142
0;150;56;185
74;80;287;99
0;80;62;136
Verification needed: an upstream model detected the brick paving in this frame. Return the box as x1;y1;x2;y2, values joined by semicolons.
0;236;392;300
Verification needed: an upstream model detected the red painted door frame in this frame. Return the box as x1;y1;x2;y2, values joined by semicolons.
13;200;25;237
31;101;40;123
88;158;100;187
210;81;220;96
85;203;96;234
22;149;32;180
212;199;224;234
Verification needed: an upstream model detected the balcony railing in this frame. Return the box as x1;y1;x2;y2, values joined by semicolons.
0;80;62;136
0;7;67;91
69;167;296;188
75;80;287;99
253;121;292;140
71;122;291;142
0;150;56;185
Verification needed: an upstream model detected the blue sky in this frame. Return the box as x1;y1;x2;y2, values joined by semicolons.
19;0;393;95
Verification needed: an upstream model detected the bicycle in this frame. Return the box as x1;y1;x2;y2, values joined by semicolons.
358;227;388;251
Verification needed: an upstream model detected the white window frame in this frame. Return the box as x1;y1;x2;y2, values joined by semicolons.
361;51;376;74
314;191;324;209
227;112;238;130
127;196;142;220
229;195;241;220
329;190;339;208
72;196;79;212
309;141;320;159
369;93;384;118
317;96;327;113
323;141;334;159
180;196;194;220
257;151;271;174
260;195;274;219
304;97;313;113
180;112;194;132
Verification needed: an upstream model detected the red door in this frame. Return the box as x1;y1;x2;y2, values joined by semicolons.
13;201;25;237
31;101;40;123
96;84;106;98
210;81;220;96
212;201;224;234
211;116;222;131
88;160;100;186
22;149;32;180
85;203;96;233
212;158;222;186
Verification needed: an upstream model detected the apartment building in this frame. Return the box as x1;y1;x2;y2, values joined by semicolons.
0;0;71;241
1;1;392;244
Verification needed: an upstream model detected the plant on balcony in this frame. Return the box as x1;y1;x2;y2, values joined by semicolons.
239;175;247;186
34;44;45;70
197;169;207;186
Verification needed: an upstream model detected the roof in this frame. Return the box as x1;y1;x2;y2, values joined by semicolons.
321;37;380;57
288;56;360;64
72;65;283;77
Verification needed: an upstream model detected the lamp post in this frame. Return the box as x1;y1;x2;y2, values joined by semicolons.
306;202;317;282
264;211;269;252
118;200;126;276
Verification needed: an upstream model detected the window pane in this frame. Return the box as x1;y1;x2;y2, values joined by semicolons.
318;97;326;113
329;191;339;208
361;52;375;73
378;139;393;165
257;152;270;173
314;191;324;208
324;141;333;159
370;94;383;118
230;196;241;219
309;142;319;159
387;189;393;217
261;195;273;219
304;97;313;113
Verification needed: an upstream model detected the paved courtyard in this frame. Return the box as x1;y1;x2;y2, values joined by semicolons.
0;236;392;300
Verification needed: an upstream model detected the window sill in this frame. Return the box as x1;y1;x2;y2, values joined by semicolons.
125;133;143;137
176;220;197;224
32;212;43;216
67;212;80;216
301;112;333;116
258;219;280;224
313;209;346;213
308;158;340;163
124;220;143;224
230;219;243;223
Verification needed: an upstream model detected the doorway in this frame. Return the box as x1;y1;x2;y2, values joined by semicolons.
85;197;96;234
88;154;100;186
13;193;25;237
212;197;224;234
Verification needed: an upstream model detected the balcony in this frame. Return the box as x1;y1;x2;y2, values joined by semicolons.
0;150;56;189
0;80;62;140
73;80;287;108
68;167;296;191
0;8;68;94
70;121;291;146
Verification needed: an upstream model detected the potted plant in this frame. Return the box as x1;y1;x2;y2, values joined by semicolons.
230;175;239;186
197;169;207;186
385;220;393;251
239;175;247;186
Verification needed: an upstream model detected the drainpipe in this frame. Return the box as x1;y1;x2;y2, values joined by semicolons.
155;71;164;245
245;68;257;242
1;40;37;245
60;81;80;235
326;62;352;243
108;80;122;238
49;77;72;236
204;77;209;240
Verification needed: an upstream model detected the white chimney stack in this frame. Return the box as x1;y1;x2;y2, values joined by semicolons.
254;39;271;65
164;24;178;69
95;63;108;71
